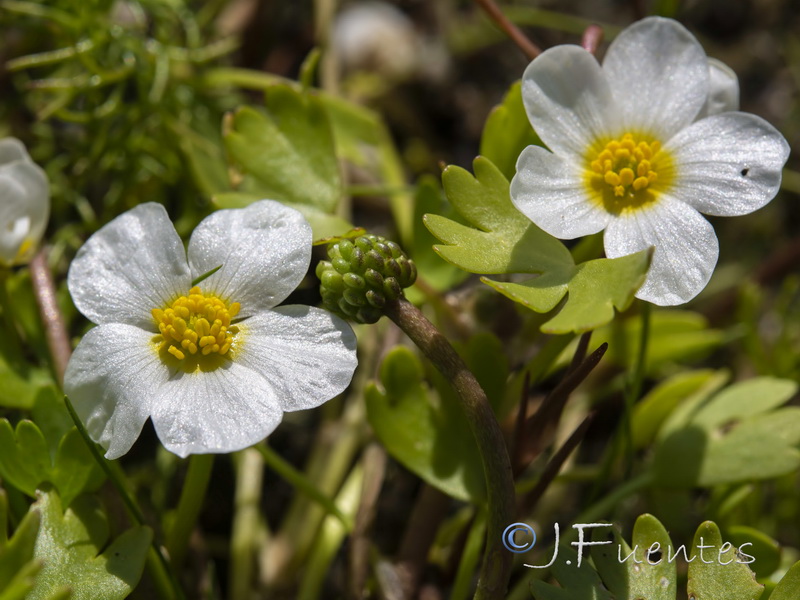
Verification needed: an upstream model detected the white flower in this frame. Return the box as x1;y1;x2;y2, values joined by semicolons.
0;137;49;266
510;17;790;306
64;201;358;459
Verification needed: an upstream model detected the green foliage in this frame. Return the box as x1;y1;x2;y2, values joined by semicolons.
0;420;104;507
593;310;726;374
486;251;651;334
653;377;800;487
224;86;342;213
426;157;573;275
409;176;469;293
425;157;650;333
479;81;541;180
687;521;764;599
531;516;769;599
0;490;43;600
28;487;151;600
365;346;485;503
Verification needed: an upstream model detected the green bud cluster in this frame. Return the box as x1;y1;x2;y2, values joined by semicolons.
316;233;417;324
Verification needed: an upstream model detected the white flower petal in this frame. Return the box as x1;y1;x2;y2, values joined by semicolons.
188;200;312;316
604;197;718;306
68;203;191;328
697;58;739;118
0;161;49;266
511;145;610;239
665;112;790;216
64;324;166;460
0;138;29;166
603;17;709;138
235;305;358;411
150;361;284;457
520;45;617;159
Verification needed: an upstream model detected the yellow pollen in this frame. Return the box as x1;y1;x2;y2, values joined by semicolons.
152;286;240;368
585;132;671;212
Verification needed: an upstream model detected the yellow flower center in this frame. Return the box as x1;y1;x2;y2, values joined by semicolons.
152;286;241;370
585;132;673;214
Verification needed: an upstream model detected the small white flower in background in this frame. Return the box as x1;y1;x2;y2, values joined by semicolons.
510;17;790;306
64;201;358;459
0;137;49;266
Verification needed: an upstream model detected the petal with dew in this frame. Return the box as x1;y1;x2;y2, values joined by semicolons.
150;361;284;457
666;112;790;217
235;305;357;412
697;58;739;118
64;324;167;460
603;17;709;139
188;200;312;316
604;197;718;306
511;145;610;239
520;45;618;159
68;203;192;328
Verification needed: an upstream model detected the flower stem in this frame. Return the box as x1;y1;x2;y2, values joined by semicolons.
165;453;214;570
383;297;514;600
29;249;71;384
473;0;542;60
229;448;264;600
64;395;184;600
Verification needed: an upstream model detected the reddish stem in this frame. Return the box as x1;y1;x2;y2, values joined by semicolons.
474;0;542;60
30;248;72;384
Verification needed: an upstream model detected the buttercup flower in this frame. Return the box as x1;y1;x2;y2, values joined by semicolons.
0;137;49;266
510;17;790;305
64;201;358;459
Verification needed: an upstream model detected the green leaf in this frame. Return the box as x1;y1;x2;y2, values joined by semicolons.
726;526;781;579
365;347;485;503
425;157;650;333
530;543;614;600
771;557;800;600
485;250;651;334
426;157;573;275
632;370;726;449
479;81;541;180
531;516;765;600
687;521;764;600
224;85;341;212
0;420;104;507
0;495;41;596
28;488;151;600
591;514;676;600
607;310;726;374
654;377;800;487
212;192;352;240
410;175;469;293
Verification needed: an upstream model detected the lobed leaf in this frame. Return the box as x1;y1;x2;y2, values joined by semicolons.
28;488;151;600
224;85;341;213
425;157;651;333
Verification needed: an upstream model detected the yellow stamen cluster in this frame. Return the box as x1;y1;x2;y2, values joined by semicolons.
590;133;661;197
152;286;240;363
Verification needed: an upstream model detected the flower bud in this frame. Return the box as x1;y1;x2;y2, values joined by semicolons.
319;232;417;324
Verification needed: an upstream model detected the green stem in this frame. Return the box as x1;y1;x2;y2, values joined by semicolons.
451;510;488;600
255;443;353;530
383;297;514;600
64;396;184;600
624;302;651;469
229;448;264;600
165;454;214;570
297;464;363;600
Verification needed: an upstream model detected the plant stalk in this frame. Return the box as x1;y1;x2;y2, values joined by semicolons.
383;297;514;600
